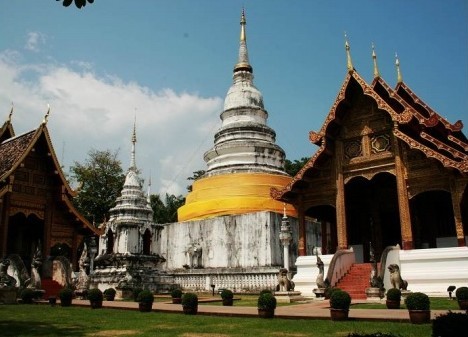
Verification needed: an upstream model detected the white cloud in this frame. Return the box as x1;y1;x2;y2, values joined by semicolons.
25;32;46;52
0;50;222;197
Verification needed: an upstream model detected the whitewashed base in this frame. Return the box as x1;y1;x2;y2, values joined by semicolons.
275;291;304;303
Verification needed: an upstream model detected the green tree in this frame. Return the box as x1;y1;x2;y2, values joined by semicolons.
284;157;310;176
70;149;125;224
186;170;205;192
150;193;185;224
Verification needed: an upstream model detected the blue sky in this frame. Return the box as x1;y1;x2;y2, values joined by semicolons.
0;1;467;196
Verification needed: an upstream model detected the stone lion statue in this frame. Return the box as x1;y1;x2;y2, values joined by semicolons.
276;268;294;292
388;264;408;290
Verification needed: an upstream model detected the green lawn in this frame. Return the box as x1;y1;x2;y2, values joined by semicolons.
0;304;432;337
352;297;459;310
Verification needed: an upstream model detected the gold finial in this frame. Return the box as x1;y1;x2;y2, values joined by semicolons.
283;203;287;218
42;104;50;124
395;52;403;84
240;7;246;42
372;43;380;78
345;32;354;72
8;103;13;122
234;8;252;73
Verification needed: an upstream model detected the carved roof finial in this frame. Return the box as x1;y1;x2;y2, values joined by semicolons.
234;8;252;73
372;43;380;79
42;104;50;125
283;203;287;219
8;103;13;122
395;52;403;84
345;32;354;72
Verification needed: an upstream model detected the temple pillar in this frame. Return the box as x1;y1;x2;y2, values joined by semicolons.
393;130;413;250
450;178;466;247
297;202;306;256
335;141;347;250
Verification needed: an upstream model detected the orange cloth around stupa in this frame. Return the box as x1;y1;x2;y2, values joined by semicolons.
177;172;296;222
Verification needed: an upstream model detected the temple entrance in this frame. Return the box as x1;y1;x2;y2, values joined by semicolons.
305;205;337;255
345;173;401;262
7;212;44;271
410;190;456;248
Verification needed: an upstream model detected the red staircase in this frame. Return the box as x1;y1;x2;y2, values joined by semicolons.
335;263;371;300
41;278;63;298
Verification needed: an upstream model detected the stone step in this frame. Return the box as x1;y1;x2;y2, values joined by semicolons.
335;263;373;299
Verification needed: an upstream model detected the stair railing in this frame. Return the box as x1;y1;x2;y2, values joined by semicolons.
325;248;355;287
378;244;401;290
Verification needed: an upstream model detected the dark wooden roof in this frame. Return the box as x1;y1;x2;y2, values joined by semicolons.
0;122;98;235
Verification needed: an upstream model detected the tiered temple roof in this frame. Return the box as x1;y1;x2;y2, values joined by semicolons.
272;44;467;202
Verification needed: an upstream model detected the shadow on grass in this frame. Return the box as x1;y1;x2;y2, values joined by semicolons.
0;320;85;337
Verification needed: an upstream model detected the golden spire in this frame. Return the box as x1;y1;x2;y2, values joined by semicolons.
345;32;354;72
372;43;380;78
234;8;252;73
395;52;403;84
42;104;50;125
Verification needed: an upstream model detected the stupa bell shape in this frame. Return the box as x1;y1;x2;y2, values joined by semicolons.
178;10;295;221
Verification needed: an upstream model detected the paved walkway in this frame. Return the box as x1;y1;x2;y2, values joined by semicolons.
69;297;464;322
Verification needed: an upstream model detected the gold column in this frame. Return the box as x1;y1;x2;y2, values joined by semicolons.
297;201;306;256
335;141;348;249
450;178;466;247
393;127;413;249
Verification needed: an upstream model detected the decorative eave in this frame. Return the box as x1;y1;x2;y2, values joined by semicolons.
61;191;101;235
394;128;468;173
0;120;15;142
396;82;464;132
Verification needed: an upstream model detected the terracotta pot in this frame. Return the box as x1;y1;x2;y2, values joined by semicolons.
222;298;233;306
330;308;349;321
90;300;103;309
386;300;400;309
183;306;198;315
408;310;431;324
139;302;153;312
457;300;468;310
172;297;182;304
258;308;275;318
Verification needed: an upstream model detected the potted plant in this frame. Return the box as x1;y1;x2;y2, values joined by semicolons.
103;288;116;301
325;287;341;300
404;292;430;324
87;288;103;309
137;290;154;312
20;288;35;304
329;290;351;321
132;288;143;302
58;287;74;307
385;288;401;309
257;292;277;318
220;289;234;306
455;286;468;310
171;288;183;304
181;292;198;315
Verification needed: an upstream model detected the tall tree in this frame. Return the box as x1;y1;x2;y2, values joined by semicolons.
284;157;310;176
70;149;125;225
150;193;185;224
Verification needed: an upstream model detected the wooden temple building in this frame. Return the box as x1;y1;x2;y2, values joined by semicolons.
272;43;468;262
0;110;98;270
